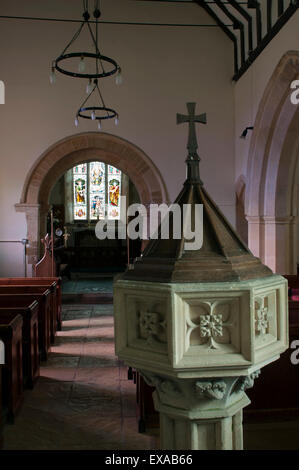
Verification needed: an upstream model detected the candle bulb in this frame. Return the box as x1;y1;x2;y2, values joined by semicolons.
86;79;93;94
78;57;85;73
49;69;56;85
116;69;122;86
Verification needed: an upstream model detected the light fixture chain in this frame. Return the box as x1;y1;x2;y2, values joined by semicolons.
79;82;97;110
59;0;89;57
60;21;85;57
86;20;106;76
95;13;99;76
86;16;100;54
96;83;108;114
52;0;119;126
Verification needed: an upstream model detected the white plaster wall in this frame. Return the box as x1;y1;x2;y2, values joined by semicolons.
0;0;235;276
235;9;299;183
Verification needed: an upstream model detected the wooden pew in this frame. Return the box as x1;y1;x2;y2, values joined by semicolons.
0;277;62;331
127;368;159;433
33;277;62;331
0;292;51;361
0;285;51;341
0;342;3;448
0;278;61;343
0;313;23;423
0;363;2;449
284;274;299;291
14;282;57;343
0;285;56;345
0;301;39;388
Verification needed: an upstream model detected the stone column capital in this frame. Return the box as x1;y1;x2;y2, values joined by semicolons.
246;215;298;224
245;215;261;224
138;369;259;417
15;203;40;213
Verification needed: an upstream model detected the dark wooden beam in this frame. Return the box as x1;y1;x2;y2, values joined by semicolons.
267;0;272;33
247;0;262;45
227;0;253;53
278;0;284;16
234;2;299;81
196;0;299;81
213;0;245;65
194;0;239;74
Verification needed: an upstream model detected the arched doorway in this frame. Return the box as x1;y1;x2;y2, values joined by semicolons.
245;51;299;274
15;132;169;274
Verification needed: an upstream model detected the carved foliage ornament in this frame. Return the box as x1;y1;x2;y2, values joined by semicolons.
140;371;182;399
255;297;272;337
186;301;235;350
139;310;167;345
139;371;261;405
235;370;261;393
200;314;223;339
195;380;227;400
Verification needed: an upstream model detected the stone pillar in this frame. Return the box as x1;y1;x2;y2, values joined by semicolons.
282;215;298;274
15;203;40;276
140;372;259;450
247;215;298;274
39;202;51;240
64;170;73;224
246;216;262;262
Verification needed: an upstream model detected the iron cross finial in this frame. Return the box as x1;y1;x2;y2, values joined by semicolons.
177;102;207;184
177;102;206;158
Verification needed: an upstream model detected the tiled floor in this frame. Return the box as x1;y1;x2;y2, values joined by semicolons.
62;278;113;294
2;303;158;450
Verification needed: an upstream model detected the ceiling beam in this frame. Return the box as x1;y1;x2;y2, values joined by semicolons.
194;0;239;73
267;0;272;32
213;0;245;65
233;1;299;80
247;0;262;45
278;0;284;17
228;0;253;53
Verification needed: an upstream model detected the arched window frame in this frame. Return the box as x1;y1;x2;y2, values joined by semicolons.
72;161;122;222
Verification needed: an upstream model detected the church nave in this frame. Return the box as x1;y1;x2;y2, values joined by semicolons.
0;0;299;451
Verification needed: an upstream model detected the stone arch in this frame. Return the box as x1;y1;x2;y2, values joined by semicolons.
246;51;299;274
15;132;169;271
235;175;248;245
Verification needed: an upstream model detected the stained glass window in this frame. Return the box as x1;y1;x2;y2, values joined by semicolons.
72;162;122;221
73;164;87;220
108;165;122;220
89;162;106;220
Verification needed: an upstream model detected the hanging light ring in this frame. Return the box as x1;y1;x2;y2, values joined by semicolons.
55;52;118;79
78;106;117;120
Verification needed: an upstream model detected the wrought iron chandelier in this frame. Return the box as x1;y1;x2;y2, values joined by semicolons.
50;0;122;129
